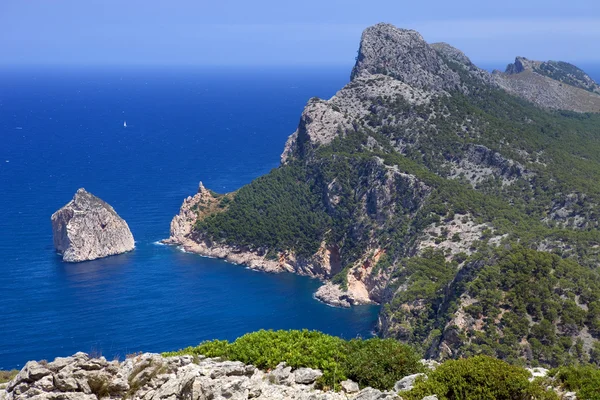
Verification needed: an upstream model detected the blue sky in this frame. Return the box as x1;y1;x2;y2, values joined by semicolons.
1;0;598;67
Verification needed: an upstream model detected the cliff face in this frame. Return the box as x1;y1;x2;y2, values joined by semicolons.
51;189;134;262
169;23;600;366
350;24;461;92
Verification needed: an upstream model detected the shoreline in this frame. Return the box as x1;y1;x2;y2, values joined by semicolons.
161;236;378;309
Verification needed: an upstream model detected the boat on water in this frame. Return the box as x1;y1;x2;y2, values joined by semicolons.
124;121;127;128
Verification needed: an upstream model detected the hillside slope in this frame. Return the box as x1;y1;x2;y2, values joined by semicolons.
166;23;600;367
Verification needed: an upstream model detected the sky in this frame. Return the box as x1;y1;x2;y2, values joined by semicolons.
0;0;599;68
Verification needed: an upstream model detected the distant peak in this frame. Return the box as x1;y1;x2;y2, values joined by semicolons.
350;23;461;92
505;57;536;74
503;56;600;94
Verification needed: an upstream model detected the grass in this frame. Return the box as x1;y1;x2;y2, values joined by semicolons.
0;370;18;384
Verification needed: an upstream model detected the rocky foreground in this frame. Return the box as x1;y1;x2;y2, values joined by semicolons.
0;352;423;400
51;188;135;262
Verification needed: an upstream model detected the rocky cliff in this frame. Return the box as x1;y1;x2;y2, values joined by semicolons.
51;189;134;262
168;23;600;366
0;353;401;400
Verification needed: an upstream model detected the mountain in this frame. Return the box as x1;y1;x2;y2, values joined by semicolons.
493;57;600;112
166;23;600;367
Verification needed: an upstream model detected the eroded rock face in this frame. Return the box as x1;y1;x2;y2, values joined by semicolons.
0;353;402;400
163;182;219;245
51;188;134;262
350;23;461;92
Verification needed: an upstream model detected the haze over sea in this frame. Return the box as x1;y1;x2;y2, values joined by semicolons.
1;65;599;370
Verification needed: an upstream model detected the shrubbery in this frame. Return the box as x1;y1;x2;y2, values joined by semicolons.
163;329;423;390
0;369;18;384
552;365;600;400
163;331;600;399
404;356;557;400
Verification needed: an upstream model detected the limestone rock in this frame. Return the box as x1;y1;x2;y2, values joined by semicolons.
51;188;134;262
341;380;360;393
4;352;406;400
527;367;549;382
353;387;402;399
267;362;293;385
418;359;439;370
314;282;353;308
293;367;323;384
393;373;426;392
351;23;461;92
164;181;218;245
431;42;493;86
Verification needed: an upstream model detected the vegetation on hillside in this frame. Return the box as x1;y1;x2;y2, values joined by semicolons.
551;365;600;400
189;48;600;370
534;61;599;92
163;329;423;390
382;247;600;365
163;330;599;399
404;356;557;400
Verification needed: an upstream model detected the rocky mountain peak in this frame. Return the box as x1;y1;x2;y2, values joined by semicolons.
51;189;135;262
495;56;600;111
505;56;537;74
350;23;461;92
70;188;116;216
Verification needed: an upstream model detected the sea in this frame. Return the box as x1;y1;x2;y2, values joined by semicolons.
0;65;380;370
1;64;599;370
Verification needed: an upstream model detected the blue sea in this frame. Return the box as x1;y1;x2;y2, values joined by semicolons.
0;65;380;370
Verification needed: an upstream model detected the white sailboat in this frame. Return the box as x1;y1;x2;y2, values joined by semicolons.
123;121;127;128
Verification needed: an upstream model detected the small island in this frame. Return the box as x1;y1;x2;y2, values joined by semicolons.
51;188;135;262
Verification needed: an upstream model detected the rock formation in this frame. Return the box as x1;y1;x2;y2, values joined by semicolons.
166;23;600;365
0;353;402;400
350;23;461;92
51;188;134;262
493;57;600;112
163;182;218;246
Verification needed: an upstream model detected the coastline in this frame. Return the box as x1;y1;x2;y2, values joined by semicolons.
161;236;379;309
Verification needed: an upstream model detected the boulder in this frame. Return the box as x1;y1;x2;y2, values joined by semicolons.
393;373;426;392
267;362;293;385
340;379;360;393
354;387;402;399
293;367;323;384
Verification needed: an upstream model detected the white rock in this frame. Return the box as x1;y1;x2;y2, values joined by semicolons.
394;373;426;392
51;188;135;262
293;367;323;384
340;379;360;393
527;367;549;382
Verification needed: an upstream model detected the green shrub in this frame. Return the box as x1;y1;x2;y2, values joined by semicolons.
163;329;423;390
344;338;424;390
552;365;600;400
404;356;558;400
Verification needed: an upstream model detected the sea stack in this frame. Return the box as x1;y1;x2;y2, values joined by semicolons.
51;188;135;262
